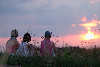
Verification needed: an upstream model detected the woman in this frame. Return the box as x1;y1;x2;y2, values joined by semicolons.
16;32;34;56
40;31;56;56
6;29;19;55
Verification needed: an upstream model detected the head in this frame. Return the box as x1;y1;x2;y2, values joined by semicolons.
45;31;52;39
23;32;31;42
11;29;18;38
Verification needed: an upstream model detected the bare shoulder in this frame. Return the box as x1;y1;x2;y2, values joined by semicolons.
12;39;19;44
51;40;54;44
6;39;13;47
6;39;11;45
51;41;55;46
9;39;19;45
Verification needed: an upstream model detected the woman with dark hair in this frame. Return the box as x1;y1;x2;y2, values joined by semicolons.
40;31;56;56
6;29;19;55
16;32;34;56
23;32;31;43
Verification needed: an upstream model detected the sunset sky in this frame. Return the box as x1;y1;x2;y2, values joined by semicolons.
0;0;100;48
0;0;100;38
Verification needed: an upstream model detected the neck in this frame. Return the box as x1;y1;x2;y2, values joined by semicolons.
45;38;50;40
11;37;16;40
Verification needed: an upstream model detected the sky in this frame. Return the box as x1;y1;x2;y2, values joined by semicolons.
0;0;100;37
0;0;100;49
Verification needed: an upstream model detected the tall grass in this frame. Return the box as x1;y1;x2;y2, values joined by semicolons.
0;46;100;67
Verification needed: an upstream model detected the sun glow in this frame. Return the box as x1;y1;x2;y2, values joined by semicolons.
81;32;99;40
79;16;100;40
80;23;99;40
81;28;95;40
80;28;99;40
85;28;94;40
84;32;94;40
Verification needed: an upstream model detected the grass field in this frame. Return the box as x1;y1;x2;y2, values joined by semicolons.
0;46;100;67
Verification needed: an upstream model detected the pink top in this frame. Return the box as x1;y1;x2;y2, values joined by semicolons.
40;39;54;56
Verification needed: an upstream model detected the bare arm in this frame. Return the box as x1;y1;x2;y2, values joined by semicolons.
52;42;56;55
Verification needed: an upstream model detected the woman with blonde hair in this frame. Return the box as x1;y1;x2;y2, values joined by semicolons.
6;29;19;55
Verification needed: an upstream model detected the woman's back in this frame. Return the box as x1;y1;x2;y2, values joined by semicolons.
6;38;19;54
16;42;34;56
41;39;55;56
6;29;19;55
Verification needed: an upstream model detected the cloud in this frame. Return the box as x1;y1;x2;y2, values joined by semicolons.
89;0;100;4
0;0;94;11
0;0;100;37
16;0;48;10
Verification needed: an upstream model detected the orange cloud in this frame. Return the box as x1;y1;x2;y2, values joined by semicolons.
79;19;100;29
79;22;97;28
81;16;87;22
72;24;76;27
